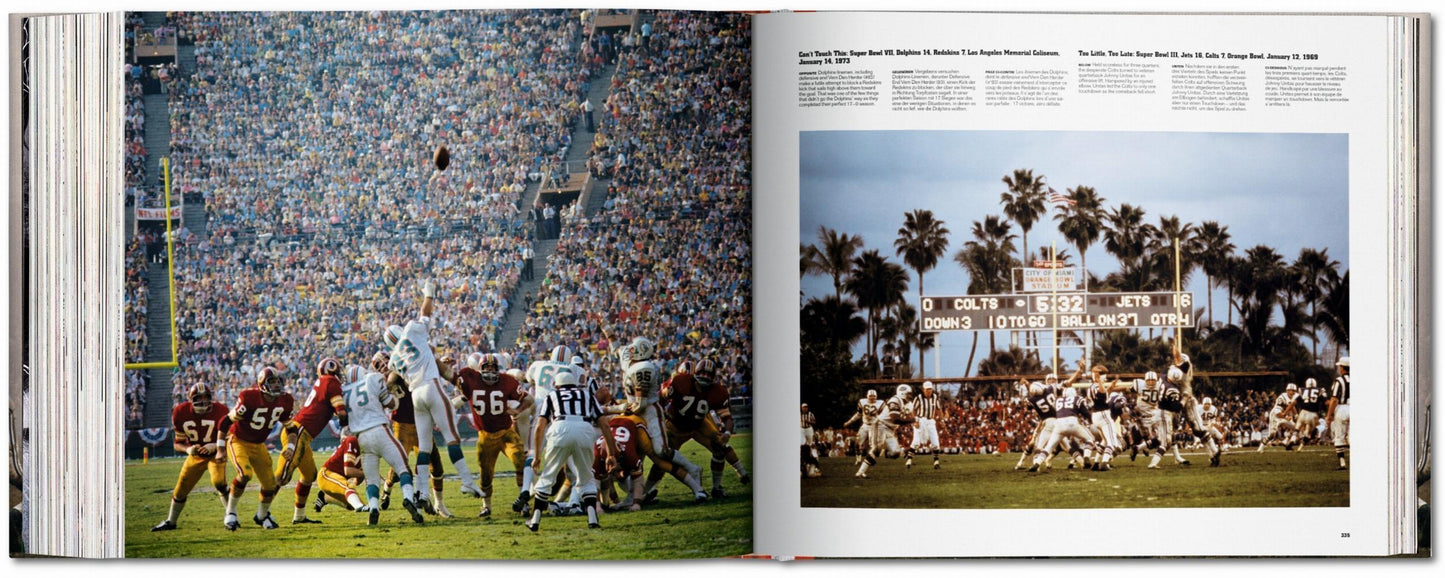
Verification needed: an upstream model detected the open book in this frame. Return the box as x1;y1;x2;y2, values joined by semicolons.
9;8;1429;560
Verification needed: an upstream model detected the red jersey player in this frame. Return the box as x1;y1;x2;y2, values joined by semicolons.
275;357;349;524
151;383;231;531
593;414;646;511
223;367;295;531
653;358;748;498
452;353;532;516
313;435;367;512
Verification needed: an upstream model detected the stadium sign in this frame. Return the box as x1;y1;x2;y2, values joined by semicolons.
135;206;182;221
919;291;1195;331
1018;267;1078;292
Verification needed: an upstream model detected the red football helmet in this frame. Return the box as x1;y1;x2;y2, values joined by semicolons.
257;367;284;397
317;357;342;377
371;351;390;373
188;383;214;413
478;354;500;384
695;358;718;388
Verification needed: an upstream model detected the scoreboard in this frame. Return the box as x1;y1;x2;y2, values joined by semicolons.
919;291;1195;332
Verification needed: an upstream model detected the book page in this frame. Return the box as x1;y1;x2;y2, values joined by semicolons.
754;11;1413;557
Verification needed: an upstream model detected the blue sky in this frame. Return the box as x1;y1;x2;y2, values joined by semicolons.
799;130;1349;373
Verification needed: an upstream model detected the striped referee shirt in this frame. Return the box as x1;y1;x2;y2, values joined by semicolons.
1331;375;1350;405
913;393;940;421
801;411;816;429
537;384;603;422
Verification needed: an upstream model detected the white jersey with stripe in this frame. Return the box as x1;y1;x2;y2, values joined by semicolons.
1271;392;1295;416
343;372;395;433
1131;379;1162;413
857;399;884;426
389;316;441;392
882;394;913;426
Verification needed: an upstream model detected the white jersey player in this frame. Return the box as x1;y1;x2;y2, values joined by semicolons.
341;365;423;525
844;390;884;468
615;337;707;501
1259;384;1300;451
853;384;913;478
382;280;479;510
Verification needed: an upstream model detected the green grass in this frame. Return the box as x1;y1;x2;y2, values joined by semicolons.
802;445;1349;509
126;435;751;559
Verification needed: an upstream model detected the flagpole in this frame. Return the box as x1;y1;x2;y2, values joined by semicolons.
1174;237;1182;351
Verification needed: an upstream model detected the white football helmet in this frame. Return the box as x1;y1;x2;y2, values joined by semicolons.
571;355;585;368
466;352;486;371
1305;377;1317;388
866;389;878;401
1144;371;1159;384
382;324;404;348
1166;367;1184;383
1202;396;1213;406
550;345;574;363
628;337;656;361
343;365;365;384
1045;373;1058;384
505;368;525;382
896;384;913;398
1028;381;1045;397
1286;382;1299;391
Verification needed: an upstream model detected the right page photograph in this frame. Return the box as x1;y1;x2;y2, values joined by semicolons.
753;11;1423;558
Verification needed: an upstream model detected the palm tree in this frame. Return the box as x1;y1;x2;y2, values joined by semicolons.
1195;221;1235;328
1294;248;1342;362
954;216;1018;364
1000;169;1048;265
1230;245;1290;364
800;295;868;349
894;209;950;373
1103;203;1152;288
845;249;909;371
1149;215;1197;291
1053;185;1105;290
803;226;864;299
1316;271;1349;352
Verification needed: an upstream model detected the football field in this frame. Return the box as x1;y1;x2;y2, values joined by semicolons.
801;445;1349;509
125;435;752;559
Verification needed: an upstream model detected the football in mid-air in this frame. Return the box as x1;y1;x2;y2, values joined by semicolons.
434;145;451;171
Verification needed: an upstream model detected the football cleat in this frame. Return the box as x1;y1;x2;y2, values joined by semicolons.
1210;453;1221;467
588;521;601;529
512;491;531;513
640;489;660;505
379;492;391;510
368;507;380;526
1027;463;1039;473
855;471;869;479
739;472;750;485
711;487;727;499
151;520;177;532
314;493;327;512
434;499;454;519
933;460;941;470
293;517;322;525
254;514;280;529
402;498;424;524
417;495;436;515
478;507;491;518
1178;459;1192;466
460;484;484;499
224;514;240;531
525;520;540;533
905;458;914;469
694;491;709;502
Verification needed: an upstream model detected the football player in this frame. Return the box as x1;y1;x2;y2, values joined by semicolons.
1169;340;1225;466
516;345;587;514
1078;365;1130;470
453;353;532;517
344;364;423;525
152;383;231;531
1200;397;1228;450
594;414;647;511
1295;376;1328;448
1326;357;1351;469
651;358;749;498
378;350;451;517
313;435;366;512
1015;379;1056;471
381;280;481;513
854;384;914;478
223;367;295;530
274;357;349;524
1030;374;1098;472
1258;383;1300;452
610;338;707;502
843;389;884;475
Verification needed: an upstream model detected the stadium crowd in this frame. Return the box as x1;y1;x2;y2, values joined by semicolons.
517;11;753;393
154;10;590;410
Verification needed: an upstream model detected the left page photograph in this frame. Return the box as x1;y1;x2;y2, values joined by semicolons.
115;9;752;559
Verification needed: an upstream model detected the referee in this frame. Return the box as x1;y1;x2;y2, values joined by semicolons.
910;381;942;469
1326;357;1350;470
527;370;617;531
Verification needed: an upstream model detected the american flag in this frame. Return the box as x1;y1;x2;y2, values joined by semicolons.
1048;188;1075;206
